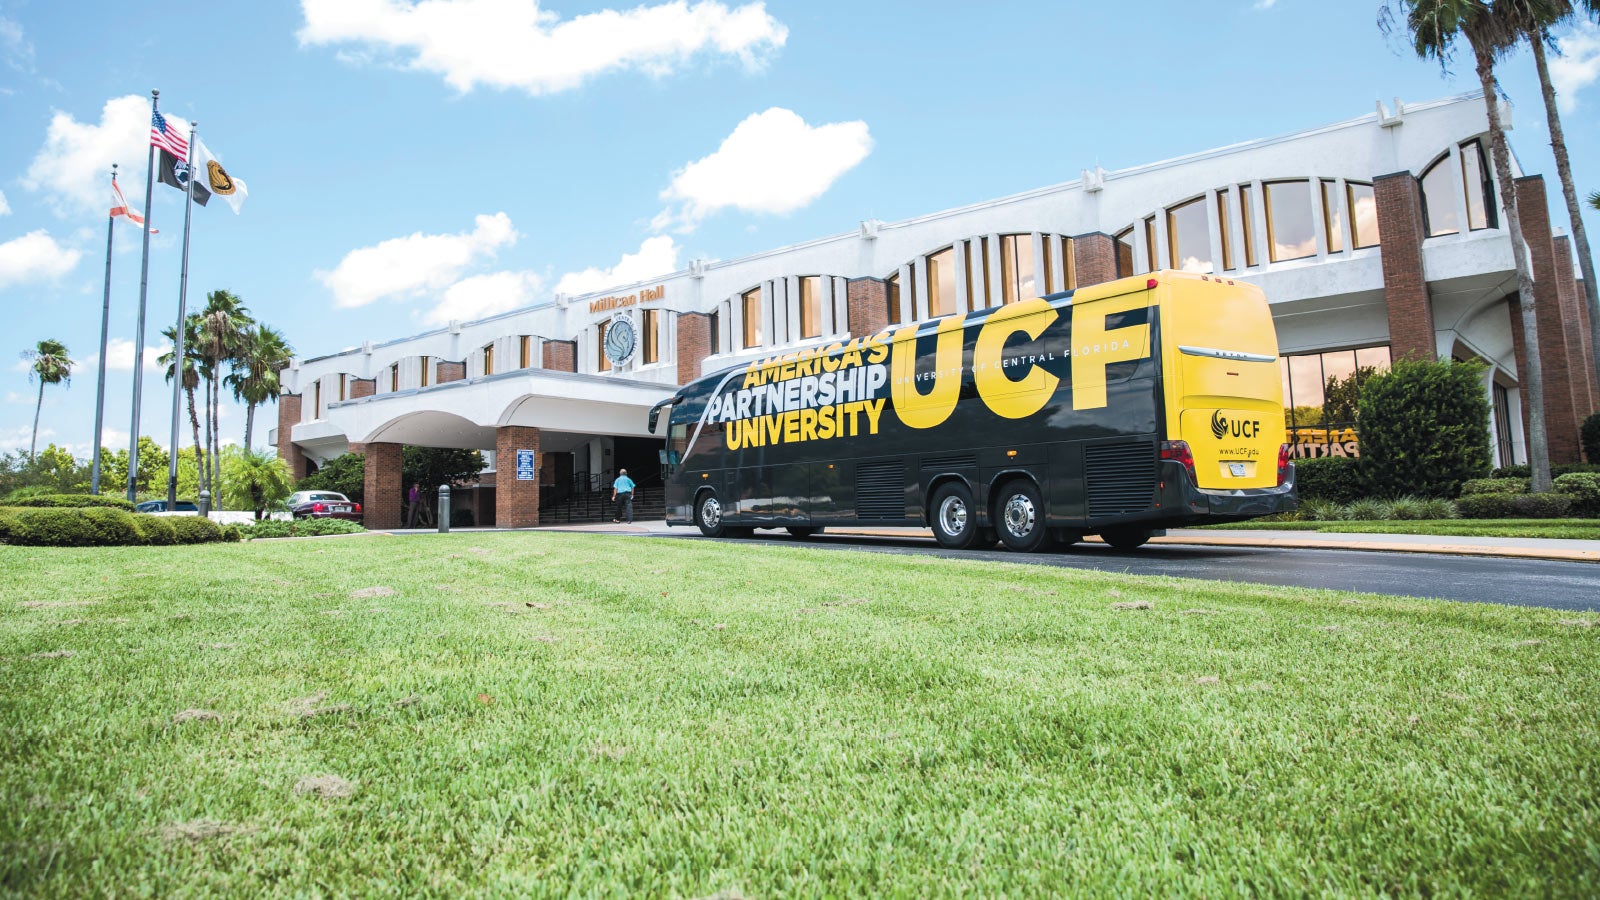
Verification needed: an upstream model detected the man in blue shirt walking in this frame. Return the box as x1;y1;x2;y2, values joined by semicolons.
611;468;636;524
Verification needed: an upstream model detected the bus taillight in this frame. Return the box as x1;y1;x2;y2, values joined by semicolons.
1159;440;1195;483
1277;443;1293;486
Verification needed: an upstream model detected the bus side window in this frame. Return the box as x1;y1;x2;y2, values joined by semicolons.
669;423;689;468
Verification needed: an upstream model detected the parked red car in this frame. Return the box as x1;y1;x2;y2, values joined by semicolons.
287;490;363;521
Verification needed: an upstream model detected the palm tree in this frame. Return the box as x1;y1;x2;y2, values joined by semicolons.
1590;190;1599;211
195;290;250;497
21;339;73;460
220;447;293;521
1512;0;1599;396
227;324;293;450
1382;0;1554;491
159;317;207;496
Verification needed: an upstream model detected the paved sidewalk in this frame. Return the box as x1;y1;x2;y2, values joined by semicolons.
535;520;1600;563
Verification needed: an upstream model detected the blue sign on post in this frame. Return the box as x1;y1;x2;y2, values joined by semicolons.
515;449;536;481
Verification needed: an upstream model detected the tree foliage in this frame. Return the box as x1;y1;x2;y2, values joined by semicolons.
1357;358;1493;498
221;448;294;520
97;436;170;496
294;447;486;505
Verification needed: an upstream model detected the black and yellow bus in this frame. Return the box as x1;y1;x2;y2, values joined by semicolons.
648;270;1296;551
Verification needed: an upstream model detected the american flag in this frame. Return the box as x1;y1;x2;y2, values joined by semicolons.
150;110;188;159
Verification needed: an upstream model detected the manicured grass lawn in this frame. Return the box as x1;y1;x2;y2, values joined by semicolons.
3;533;1598;895
1201;519;1600;540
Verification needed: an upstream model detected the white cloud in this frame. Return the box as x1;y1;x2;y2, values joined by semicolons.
0;230;82;288
424;270;542;325
656;107;872;232
1551;21;1600;113
1;13;34;73
84;337;162;373
555;235;679;296
21;94;183;216
0;189;10;216
1252;0;1277;9
298;0;787;96
316;212;517;308
1;424;52;453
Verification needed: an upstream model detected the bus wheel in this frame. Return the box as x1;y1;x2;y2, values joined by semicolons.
695;491;727;538
930;483;981;550
786;526;821;538
1101;526;1153;551
994;479;1053;553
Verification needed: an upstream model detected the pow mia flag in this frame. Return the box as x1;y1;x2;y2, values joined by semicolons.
157;148;211;207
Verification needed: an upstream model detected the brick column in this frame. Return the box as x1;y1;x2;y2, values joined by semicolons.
1373;172;1436;361
349;378;376;399
1515;176;1581;463
845;277;889;338
495;426;541;528
1554;235;1597;417
542;340;576;372
676;311;711;384
276;393;308;480
436;360;466;383
1071;232;1118;287
363;442;403;529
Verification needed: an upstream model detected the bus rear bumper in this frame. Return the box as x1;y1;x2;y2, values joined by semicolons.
1158;461;1298;522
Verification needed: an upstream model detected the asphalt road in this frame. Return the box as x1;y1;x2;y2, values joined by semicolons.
657;531;1600;612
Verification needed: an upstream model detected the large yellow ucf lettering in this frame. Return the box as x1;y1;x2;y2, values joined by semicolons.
1070;292;1151;410
890;315;964;429
973;298;1059;418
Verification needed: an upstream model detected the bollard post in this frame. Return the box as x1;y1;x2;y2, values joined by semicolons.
438;484;451;533
198;490;211;517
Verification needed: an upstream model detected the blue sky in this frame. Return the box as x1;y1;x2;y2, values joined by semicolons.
2;0;1598;458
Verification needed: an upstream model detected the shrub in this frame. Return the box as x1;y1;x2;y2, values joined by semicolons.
1417;498;1459;520
1299;499;1348;521
1553;472;1600;517
135;516;179;546
0;507;129;546
221;525;242;543
1345;498;1392;520
1386;496;1427;520
1493;463;1600;478
1509;493;1573;519
1;493;136;510
167;515;224;544
238;518;366;540
1293;457;1364;504
1583;412;1600;465
1461;477;1528;495
1357;358;1491;498
1456;493;1516;519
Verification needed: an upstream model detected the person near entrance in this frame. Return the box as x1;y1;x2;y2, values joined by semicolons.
406;482;421;527
611;469;635;524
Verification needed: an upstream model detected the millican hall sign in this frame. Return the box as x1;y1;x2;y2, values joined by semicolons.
589;284;665;315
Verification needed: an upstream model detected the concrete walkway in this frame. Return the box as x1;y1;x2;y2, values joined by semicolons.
529;519;1600;563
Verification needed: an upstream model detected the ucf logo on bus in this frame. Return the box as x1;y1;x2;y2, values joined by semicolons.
710;295;1151;451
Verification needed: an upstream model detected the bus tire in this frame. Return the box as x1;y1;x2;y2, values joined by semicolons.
929;482;981;550
786;526;821;538
1101;526;1153;551
695;491;728;538
994;478;1053;553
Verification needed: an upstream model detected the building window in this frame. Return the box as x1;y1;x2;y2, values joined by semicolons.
1279;345;1392;426
1321;179;1345;254
420;356;431;387
597;321;613;372
1115;227;1136;278
708;310;721;354
1166;196;1212;273
963;243;978;306
483;345;495;377
1265;180;1316;262
886;273;903;324
798;276;822;338
1493;381;1514;465
314;380;322;418
981;240;993;304
520;335;532;369
1057;235;1076;291
1240;184;1258;267
925;249;958;317
1459;139;1495;230
1217;192;1234;271
389;363;398;393
1000;233;1035;304
741;287;762;348
1143;217;1158;271
1419;155;1459;237
1347;182;1380;248
338;373;347;402
642;308;660;364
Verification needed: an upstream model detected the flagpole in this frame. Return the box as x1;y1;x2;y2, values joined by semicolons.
127;89;160;502
167;122;197;509
91;165;117;496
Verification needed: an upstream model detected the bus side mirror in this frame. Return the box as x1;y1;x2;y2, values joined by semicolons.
647;408;662;432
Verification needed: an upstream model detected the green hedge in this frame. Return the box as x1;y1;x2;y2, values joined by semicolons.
1460;477;1528;495
1293;457;1363;504
1492;462;1600;478
1457;492;1574;519
0;507;238;546
1582;413;1600;465
1;493;136;510
1357;358;1491;499
1553;472;1600;517
237;518;366;540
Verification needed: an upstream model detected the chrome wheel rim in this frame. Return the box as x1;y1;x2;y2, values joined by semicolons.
938;495;968;537
1003;493;1036;539
701;497;722;529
